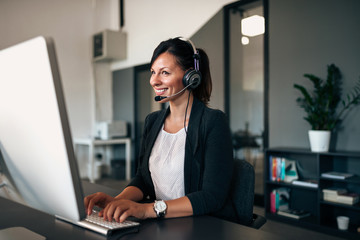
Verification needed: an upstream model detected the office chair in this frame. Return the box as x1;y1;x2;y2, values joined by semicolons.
212;158;266;229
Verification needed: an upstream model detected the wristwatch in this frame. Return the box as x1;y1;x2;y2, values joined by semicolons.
153;200;167;218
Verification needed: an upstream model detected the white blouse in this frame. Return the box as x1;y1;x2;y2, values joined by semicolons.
149;125;186;200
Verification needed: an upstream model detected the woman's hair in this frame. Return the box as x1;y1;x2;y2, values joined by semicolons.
150;37;212;105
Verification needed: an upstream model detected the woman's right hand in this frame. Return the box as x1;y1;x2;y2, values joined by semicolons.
84;192;114;216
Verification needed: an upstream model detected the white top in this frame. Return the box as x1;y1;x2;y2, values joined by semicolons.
149;125;186;200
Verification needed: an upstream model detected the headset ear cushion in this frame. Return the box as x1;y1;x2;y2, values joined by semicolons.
183;69;202;89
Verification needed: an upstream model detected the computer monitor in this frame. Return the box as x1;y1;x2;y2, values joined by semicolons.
0;36;85;222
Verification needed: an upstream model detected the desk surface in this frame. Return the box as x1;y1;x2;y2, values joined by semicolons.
0;181;281;240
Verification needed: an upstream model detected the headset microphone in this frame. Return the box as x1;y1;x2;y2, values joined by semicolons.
154;95;166;102
154;82;193;102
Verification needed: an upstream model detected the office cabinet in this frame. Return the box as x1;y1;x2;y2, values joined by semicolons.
265;148;360;240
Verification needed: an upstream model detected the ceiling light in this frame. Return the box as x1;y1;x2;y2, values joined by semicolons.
241;15;265;37
241;36;249;45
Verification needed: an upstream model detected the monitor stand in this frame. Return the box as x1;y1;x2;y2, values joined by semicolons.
0;227;46;240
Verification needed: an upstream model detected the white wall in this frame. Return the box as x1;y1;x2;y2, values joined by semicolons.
191;9;226;111
1;0;92;138
111;0;236;70
0;0;236;139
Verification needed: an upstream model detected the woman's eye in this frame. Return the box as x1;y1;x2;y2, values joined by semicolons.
162;71;169;75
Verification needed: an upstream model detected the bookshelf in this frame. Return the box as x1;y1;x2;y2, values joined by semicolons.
265;148;360;240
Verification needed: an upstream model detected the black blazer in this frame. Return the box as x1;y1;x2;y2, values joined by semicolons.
128;98;234;216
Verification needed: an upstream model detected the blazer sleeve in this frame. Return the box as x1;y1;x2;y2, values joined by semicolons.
186;110;234;215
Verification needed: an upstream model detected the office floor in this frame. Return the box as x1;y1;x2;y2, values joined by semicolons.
89;177;346;240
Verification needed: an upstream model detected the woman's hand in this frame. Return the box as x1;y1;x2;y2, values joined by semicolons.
84;192;114;216
101;199;154;222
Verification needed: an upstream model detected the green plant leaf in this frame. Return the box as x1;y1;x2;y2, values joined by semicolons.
294;64;360;131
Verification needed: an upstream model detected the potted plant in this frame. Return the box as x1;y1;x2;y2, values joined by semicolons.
294;64;360;152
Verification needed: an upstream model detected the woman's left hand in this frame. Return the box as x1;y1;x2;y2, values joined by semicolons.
100;199;154;222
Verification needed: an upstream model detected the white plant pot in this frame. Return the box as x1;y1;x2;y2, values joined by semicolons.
308;130;331;152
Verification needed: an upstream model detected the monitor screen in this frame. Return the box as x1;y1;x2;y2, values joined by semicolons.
0;36;85;221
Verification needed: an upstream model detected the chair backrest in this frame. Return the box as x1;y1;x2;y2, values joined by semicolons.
212;158;255;225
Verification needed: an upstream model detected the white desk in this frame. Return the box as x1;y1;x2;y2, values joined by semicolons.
74;138;132;182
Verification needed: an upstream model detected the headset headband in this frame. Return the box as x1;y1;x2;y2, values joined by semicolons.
179;37;200;72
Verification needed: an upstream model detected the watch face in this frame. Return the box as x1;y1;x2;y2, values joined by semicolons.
156;200;167;212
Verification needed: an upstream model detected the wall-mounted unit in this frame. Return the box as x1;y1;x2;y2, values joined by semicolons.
93;30;126;62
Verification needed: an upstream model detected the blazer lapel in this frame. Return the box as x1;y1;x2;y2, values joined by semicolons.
184;98;205;194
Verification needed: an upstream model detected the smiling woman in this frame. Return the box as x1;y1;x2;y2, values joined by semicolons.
84;37;234;223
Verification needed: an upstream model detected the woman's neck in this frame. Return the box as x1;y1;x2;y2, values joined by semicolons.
164;92;194;133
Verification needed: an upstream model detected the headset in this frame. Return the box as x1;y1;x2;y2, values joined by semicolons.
180;37;202;90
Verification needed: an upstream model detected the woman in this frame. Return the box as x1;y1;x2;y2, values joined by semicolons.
84;37;233;223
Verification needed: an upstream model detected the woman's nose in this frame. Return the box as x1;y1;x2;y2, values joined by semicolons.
150;73;161;86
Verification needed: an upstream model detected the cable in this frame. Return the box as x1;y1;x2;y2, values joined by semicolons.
184;90;192;134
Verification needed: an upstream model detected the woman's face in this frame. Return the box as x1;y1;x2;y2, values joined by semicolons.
150;52;186;101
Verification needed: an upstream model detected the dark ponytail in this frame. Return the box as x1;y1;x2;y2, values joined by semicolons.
192;48;212;104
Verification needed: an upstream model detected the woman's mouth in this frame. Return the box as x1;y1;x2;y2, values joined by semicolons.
155;88;168;95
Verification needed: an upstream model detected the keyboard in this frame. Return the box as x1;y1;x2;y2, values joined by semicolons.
57;210;140;236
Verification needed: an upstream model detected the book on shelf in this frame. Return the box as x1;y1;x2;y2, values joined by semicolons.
322;187;347;195
270;190;278;213
322;188;359;205
269;156;298;183
270;188;290;213
292;179;318;188
270;156;284;182
322;187;347;202
323;192;344;202
321;171;354;180
324;193;360;205
337;193;360;205
277;209;311;219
